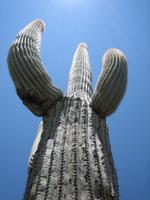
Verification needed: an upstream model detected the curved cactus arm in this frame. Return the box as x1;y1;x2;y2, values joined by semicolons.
28;121;43;169
7;19;63;116
91;48;127;117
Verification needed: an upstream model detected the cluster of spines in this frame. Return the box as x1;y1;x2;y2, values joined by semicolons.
99;119;119;199
80;102;94;199
88;108;106;199
24;101;62;199
43;102;64;200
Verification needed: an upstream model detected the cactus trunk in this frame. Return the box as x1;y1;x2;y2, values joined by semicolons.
24;98;118;200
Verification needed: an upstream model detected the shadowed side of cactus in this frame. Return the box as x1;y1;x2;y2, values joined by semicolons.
28;121;43;168
7;20;63;116
91;48;127;117
7;19;128;200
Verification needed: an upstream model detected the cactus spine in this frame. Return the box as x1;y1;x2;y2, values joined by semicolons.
7;19;127;200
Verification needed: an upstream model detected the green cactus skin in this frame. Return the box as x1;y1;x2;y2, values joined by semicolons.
67;43;93;103
91;48;127;117
7;19;127;200
7;20;63;116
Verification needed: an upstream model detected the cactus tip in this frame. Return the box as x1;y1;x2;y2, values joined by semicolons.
78;42;88;49
31;19;46;32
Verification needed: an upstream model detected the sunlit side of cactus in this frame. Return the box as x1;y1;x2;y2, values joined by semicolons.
91;48;127;117
7;19;127;200
7;19;63;116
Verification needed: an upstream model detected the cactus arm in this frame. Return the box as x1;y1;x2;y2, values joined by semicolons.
91;48;127;117
28;121;43;169
7;19;63;116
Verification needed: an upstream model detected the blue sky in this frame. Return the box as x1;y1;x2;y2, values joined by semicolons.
0;0;150;199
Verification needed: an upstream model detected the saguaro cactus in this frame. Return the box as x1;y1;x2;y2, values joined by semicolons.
7;19;127;200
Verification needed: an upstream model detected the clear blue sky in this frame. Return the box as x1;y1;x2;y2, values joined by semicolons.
0;0;149;199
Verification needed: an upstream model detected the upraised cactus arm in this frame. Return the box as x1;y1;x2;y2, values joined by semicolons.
7;19;63;116
91;48;127;117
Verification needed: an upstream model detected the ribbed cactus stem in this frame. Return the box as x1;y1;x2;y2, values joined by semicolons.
67;43;93;103
24;98;118;200
7;19;128;200
7;19;63;116
91;48;127;117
